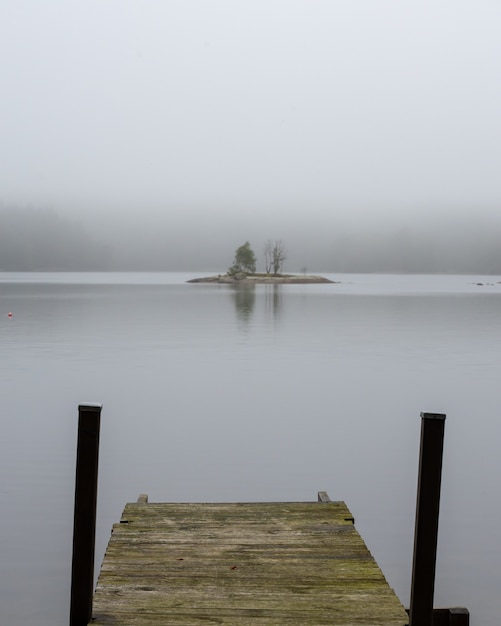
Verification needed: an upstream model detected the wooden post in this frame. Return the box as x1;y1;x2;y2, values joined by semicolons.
417;608;470;625
317;491;331;502
448;607;470;625
408;412;446;626
70;403;102;626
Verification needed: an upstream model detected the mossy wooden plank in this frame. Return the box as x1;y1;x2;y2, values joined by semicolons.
90;501;408;625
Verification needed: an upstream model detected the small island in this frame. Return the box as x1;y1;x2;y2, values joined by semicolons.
187;240;336;285
187;273;335;284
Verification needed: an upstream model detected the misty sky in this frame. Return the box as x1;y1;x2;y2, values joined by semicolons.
2;1;501;238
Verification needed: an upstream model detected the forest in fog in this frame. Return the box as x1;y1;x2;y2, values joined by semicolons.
0;205;110;271
1;203;500;275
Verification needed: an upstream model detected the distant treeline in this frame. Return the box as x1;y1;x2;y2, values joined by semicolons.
326;221;501;275
1;203;501;274
0;205;111;270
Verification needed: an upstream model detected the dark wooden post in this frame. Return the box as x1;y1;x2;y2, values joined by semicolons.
408;412;446;626
70;403;102;626
448;607;470;625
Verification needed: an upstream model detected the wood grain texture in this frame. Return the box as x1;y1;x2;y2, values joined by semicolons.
90;500;408;625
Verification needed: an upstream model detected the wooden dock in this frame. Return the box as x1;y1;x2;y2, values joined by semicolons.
89;493;408;625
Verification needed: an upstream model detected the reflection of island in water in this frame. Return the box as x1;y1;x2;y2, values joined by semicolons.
192;272;334;324
264;285;282;320
232;285;256;323
231;284;282;322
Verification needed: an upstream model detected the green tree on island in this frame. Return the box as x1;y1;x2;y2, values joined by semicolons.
229;241;256;274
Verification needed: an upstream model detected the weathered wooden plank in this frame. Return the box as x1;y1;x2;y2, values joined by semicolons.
90;500;408;625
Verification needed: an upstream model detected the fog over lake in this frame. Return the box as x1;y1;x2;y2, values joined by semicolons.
2;1;501;255
1;272;500;625
1;3;501;623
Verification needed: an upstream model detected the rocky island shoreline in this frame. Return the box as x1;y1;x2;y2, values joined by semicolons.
187;273;336;285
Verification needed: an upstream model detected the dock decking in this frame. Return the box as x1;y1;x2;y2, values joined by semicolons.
90;494;408;625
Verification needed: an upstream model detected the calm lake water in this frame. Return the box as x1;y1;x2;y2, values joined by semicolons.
1;272;500;625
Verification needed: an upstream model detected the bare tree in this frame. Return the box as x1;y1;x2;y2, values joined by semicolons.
264;240;273;274
271;240;287;275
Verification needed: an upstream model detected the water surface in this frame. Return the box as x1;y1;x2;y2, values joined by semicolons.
1;272;499;625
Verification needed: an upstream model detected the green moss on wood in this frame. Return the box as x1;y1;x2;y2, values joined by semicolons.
91;501;408;625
